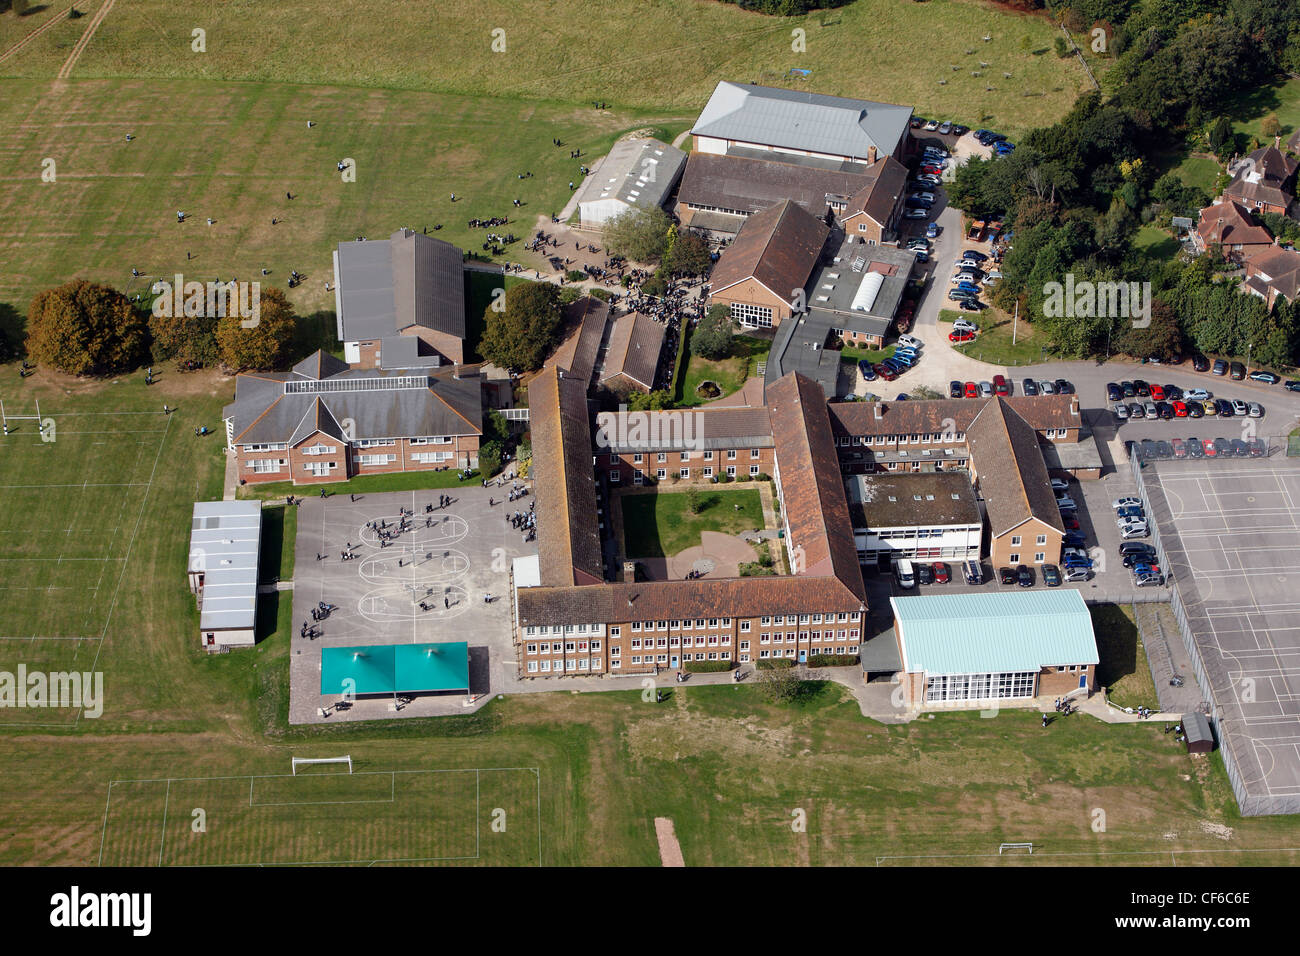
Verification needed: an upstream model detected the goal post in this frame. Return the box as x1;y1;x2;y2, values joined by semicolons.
998;842;1034;855
291;755;353;775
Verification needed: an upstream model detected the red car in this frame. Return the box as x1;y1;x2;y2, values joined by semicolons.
1203;438;1217;457
992;374;1009;396
1172;400;1188;417
1150;384;1165;401
1062;514;1080;531
932;562;950;584
950;330;977;343
920;165;943;176
874;364;898;381
963;381;978;398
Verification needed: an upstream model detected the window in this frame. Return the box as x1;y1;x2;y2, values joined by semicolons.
411;451;453;463
610;626;620;637
750;448;761;459
750;465;760;476
1011;536;1021;547
727;450;737;460
739;621;750;632
680;451;690;462
1034;552;1045;564
302;443;338;456
1036;534;1047;546
609;470;621;483
680;468;690;479
1009;553;1019;564
633;454;643;464
702;467;713;478
731;302;774;328
657;452;667;463
726;466;736;477
249;459;283;474
656;469;666;479
357;453;397;466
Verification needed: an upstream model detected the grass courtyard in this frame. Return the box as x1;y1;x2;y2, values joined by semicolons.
621;487;766;559
675;335;771;406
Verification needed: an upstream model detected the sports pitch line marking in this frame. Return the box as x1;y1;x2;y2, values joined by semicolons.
99;767;542;867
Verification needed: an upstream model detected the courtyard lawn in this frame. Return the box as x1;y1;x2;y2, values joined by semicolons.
676;335;770;406
2;0;1092;132
840;344;896;364
621;487;765;558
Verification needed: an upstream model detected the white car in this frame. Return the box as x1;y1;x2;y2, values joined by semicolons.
951;320;978;334
1056;496;1076;511
1112;497;1142;510
896;334;923;350
910;191;936;203
1117;517;1148;534
1113;403;1129;420
1232;399;1248;416
1050;478;1070;491
1248;402;1264;418
1119;524;1149;540
952;272;980;284
1184;388;1211;401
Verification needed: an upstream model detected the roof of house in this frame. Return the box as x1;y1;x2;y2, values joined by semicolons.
547;296;610;387
335;228;465;343
575;138;686;212
594;405;774;452
599;311;667;391
189;501;261;632
528;365;604;588
1196;199;1274;249
965;398;1064;537
677;151;873;218
1224;145;1297;210
844;471;981;529
891;590;1098;675
842;155;908;226
691;82;912;161
709;199;830;299
517;575;864;628
1244;245;1300;302
767;372;865;599
222;351;483;445
827;394;1079;438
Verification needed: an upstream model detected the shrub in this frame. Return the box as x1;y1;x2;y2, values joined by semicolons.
684;660;733;673
807;654;860;668
757;658;794;670
1053;36;1069;57
738;562;776;577
565;270;586;282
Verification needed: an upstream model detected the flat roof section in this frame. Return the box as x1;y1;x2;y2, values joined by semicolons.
190;501;262;632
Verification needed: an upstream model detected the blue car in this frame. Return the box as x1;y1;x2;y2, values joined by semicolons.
857;359;877;381
995;142;1016;154
926;223;940;239
1063;532;1087;547
954;282;980;295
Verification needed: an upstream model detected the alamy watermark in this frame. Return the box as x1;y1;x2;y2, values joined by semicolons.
595;405;704;453
0;666;103;718
152;274;261;328
1042;274;1150;328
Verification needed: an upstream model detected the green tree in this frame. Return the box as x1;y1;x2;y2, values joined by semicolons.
1054;36;1069;58
603;206;673;263
1262;114;1282;140
214;286;296;371
149;310;218;368
665;231;712;276
690;308;734;360
626;389;672;411
479;281;563;372
25;279;148;376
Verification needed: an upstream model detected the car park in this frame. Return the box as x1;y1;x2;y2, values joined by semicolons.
1250;370;1278;384
1022;378;1038;396
998;567;1017;585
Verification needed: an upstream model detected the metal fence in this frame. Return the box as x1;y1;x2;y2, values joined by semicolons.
1128;450;1300;815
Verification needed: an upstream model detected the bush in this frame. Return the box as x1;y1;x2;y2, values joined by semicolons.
757;658;795;670
738;562;776;576
684;660;733;673
807;654;860;668
1053;36;1069;57
640;274;668;297
479;439;504;477
565;270;586;282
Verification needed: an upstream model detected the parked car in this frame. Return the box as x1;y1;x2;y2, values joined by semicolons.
957;298;985;312
1133;380;1150;396
1230;361;1246;380
1249;370;1278;384
1150;384;1166;401
1187;402;1203;419
1213;437;1230;458
949;380;963;398
925;222;940;238
924;119;940;131
1113;403;1129;421
949;329;977;343
979;381;993;397
963;381;978;398
1016;565;1034;587
1064;567;1093;583
962;250;988;261
1250;438;1267;457
1039;380;1056;394
1248;402;1263;418
963;560;983;585
992;374;1010;396
1201;400;1218;417
932;562;950;584
1127;403;1144;419
1187;437;1205;459
1215;398;1234;417
1164;384;1182;400
1116;505;1144;519
917;563;934;585
1119;542;1156;558
1155;401;1174;420
1285;381;1300;393
1231;399;1248;416
1050;478;1070;491
1054;379;1075;394
1231;438;1250;458
874;364;898;381
952;318;978;333
1112;496;1142;509
1106;383;1121;402
1202;437;1217;457
897;334;923;350
1171;400;1188;418
1055;495;1076;510
1212;359;1228;376
997;566;1017;585
903;209;929;220
1120;381;1136;397
1185;388;1210;401
1022;378;1039;396
858;360;876;380
938;121;953;135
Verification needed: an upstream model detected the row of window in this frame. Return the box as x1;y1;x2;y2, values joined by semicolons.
839;433;965;447
526;658;603;673
615;465;761;483
614;449;762;463
926;672;1036;702
524;623;604;636
525;641;603;654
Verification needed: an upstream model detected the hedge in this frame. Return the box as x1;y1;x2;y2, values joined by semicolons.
807;654;860;668
757;658;795;670
684;660;733;673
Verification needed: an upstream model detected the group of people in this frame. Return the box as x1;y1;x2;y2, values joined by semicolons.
508;502;536;542
1053;696;1076;717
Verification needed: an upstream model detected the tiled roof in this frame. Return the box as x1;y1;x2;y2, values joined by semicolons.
517;575;864;627
594;406;773;452
1196;200;1274;249
827;394;1078;438
767;372;865;599
678;151;872;219
547;296;610;387
335;228;465;343
843;155;908;226
709;199;829;300
844;471;980;529
528;366;604;587
600;311;666;391
965;398;1063;537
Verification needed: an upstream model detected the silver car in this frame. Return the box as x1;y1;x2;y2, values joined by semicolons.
979;381;993;397
1144;401;1158;418
1113;403;1129;420
1248;402;1263;418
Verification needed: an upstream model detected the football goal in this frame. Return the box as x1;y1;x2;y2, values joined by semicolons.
291;755;353;775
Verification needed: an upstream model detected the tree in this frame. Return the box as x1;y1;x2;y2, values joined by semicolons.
756;661;811;703
602;206;672;263
1118;298;1182;360
626;389;672;411
685;486;702;515
25;279;148;376
1054;36;1069;58
479;281;563;372
149;310;219;368
691;307;734;359
214;287;296;371
1262;113;1282;140
665;231;712;276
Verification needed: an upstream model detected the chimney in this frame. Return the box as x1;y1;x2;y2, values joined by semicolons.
623;561;637;584
874;402;884;420
1069;395;1080;419
868;145;878;164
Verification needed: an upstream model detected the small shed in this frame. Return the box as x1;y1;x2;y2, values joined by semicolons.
1183;712;1214;754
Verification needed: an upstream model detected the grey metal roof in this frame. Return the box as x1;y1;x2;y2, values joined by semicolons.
764;311;841;400
335;229;465;343
891;590;1098;676
576;138;686;212
190;501;261;632
379;335;443;368
692;82;912;162
844;472;980;529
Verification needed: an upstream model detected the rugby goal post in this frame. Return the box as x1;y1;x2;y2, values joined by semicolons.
291;755;353;775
